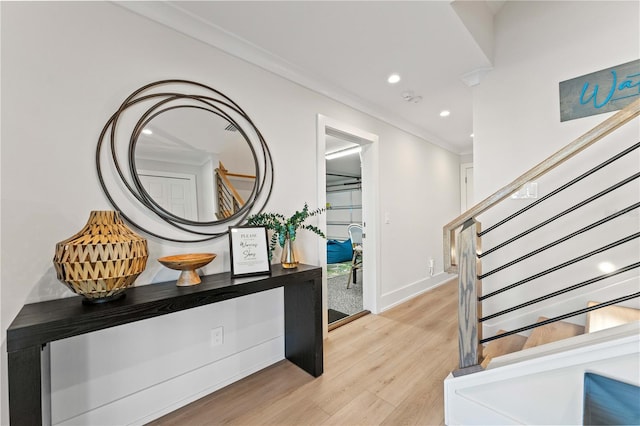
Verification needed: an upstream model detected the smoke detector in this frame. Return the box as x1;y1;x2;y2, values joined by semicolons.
402;90;423;103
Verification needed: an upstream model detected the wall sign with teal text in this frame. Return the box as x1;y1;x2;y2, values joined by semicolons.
559;59;639;122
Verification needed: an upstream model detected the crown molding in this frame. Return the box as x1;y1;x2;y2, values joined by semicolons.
114;1;462;154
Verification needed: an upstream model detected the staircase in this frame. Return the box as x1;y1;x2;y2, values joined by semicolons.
586;301;640;332
443;99;640;424
481;304;640;369
445;319;639;425
448;303;639;425
215;161;255;219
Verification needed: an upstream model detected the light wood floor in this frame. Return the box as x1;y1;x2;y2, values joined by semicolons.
148;278;459;425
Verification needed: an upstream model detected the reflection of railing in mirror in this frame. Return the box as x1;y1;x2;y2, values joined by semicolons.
216;161;256;219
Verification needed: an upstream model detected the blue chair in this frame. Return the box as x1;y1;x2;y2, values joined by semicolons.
327;238;353;264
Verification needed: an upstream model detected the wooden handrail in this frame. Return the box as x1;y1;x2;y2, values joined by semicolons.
217;161;256;180
444;98;640;273
218;172;245;206
225;171;256;180
216;161;257;207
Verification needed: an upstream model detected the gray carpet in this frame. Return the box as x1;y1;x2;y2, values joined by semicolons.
327;266;363;318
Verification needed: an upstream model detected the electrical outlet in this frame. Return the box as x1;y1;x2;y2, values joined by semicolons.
211;326;224;346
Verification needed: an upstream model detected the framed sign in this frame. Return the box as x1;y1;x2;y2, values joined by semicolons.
559;59;640;122
229;226;271;277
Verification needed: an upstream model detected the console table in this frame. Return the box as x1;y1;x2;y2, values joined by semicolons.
6;264;323;426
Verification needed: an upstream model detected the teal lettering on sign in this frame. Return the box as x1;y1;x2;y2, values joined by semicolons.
559;59;640;122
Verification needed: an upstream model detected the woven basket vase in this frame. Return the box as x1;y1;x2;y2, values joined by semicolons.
53;210;148;303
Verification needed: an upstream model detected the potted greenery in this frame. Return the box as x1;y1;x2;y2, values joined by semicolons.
247;203;325;268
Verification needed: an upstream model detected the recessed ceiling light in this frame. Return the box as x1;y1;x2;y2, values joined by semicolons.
387;73;401;84
598;262;616;273
439;110;450;117
470;133;475;138
142;128;153;135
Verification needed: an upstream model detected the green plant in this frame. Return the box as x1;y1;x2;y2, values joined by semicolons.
247;203;325;258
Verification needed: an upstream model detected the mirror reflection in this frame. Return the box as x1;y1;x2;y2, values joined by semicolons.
134;107;256;223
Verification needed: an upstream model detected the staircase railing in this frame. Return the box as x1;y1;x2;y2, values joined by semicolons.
215;161;256;220
444;99;640;374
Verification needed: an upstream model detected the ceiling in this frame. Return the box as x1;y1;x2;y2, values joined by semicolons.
325;135;361;184
119;1;505;155
136;107;247;166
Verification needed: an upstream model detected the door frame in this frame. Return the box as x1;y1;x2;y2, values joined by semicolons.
460;162;473;213
316;114;380;338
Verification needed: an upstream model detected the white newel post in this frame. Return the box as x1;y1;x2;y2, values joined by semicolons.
456;218;482;373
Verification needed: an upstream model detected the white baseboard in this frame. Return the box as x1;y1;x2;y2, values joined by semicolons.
379;272;456;312
56;337;284;426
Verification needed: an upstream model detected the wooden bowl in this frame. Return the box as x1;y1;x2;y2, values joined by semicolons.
158;253;216;286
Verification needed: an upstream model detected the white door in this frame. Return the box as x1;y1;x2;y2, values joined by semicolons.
139;171;198;221
460;163;474;213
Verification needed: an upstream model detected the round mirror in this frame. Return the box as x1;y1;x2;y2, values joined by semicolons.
132;106;258;224
96;80;273;242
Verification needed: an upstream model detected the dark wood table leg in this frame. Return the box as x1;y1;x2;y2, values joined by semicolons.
42;344;51;425
8;345;47;425
283;275;323;377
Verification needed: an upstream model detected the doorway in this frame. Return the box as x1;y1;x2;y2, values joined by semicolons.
325;136;363;325
316;115;379;335
460;162;474;213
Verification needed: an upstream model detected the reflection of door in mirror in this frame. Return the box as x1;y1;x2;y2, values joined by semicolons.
139;170;198;220
134;107;257;223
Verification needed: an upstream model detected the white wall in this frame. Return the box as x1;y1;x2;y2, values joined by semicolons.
472;1;640;334
474;1;640;199
459;153;473;164
0;2;460;424
377;133;460;308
